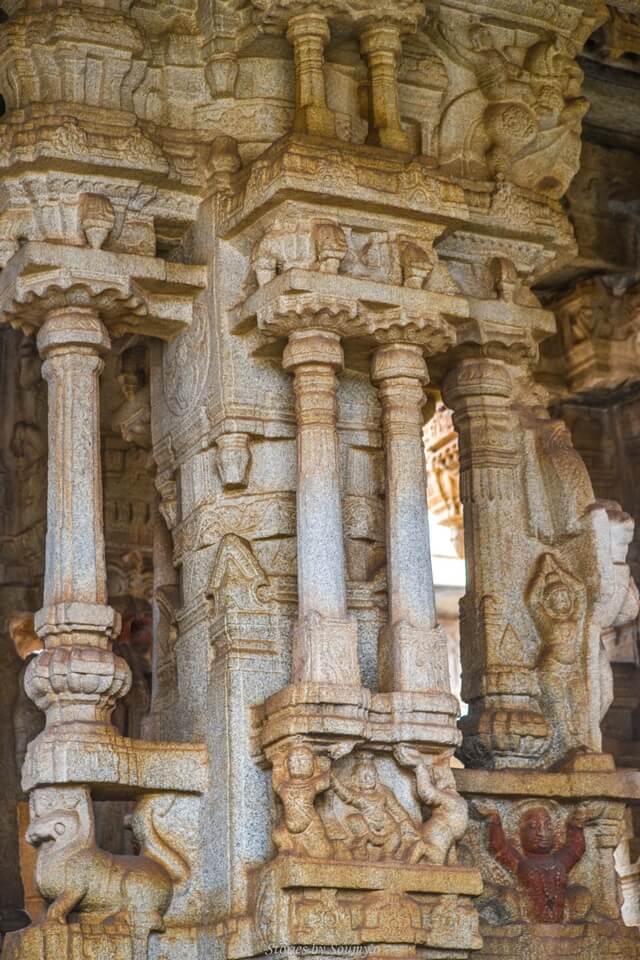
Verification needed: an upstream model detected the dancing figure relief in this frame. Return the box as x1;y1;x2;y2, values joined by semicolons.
271;742;334;859
475;801;602;923
330;751;425;863
271;744;468;868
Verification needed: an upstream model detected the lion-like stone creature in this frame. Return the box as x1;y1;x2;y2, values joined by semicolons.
26;786;187;959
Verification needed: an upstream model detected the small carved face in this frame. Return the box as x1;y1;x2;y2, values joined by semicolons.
469;25;492;51
287;746;315;780
354;757;378;792
520;808;555;855
543;579;574;618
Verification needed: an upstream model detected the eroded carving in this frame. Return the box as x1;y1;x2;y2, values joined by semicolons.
475;799;602;924
272;742;333;859
27;786;188;955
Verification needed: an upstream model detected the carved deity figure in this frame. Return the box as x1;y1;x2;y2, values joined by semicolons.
475;801;600;923
27;786;187;959
272;743;333;859
431;21;587;195
395;746;468;865
330;752;424;862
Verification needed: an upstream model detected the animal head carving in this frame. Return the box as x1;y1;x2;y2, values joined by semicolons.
27;786;93;852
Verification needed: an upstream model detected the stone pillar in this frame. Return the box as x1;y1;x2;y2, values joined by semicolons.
287;12;336;139
360;23;409;153
442;357;549;766
372;343;449;693
26;306;128;733
282;329;359;685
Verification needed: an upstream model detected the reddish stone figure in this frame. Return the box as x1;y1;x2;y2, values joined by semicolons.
476;802;599;923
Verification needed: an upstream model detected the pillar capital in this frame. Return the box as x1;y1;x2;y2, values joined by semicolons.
359;21;403;55
283;328;343;372
286;10;331;44
371;342;428;384
442;355;514;408
37;306;110;359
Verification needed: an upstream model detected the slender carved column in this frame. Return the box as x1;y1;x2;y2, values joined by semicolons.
26;306;128;732
442;357;549;766
372;343;449;693
360;23;410;153
282;329;359;685
287;12;336;138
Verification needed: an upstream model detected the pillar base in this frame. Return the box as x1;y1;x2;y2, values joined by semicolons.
292;614;360;687
222;856;482;959
1;922;203;960
377;127;411;153
477;921;640;959
458;699;550;769
379;622;453;698
297;104;337;139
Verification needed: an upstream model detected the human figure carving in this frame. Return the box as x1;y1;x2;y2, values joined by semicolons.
271;742;333;859
27;786;187;959
330;752;424;862
395;746;468;865
475;801;600;923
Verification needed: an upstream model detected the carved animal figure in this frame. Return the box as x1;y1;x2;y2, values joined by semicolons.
395;746;468;865
27;786;187;959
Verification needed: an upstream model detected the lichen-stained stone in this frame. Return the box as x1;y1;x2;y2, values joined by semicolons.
1;1;640;959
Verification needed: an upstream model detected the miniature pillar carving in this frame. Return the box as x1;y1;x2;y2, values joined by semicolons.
372;343;449;693
360;23;410;153
282;329;359;685
287;12;336;139
26;306;128;731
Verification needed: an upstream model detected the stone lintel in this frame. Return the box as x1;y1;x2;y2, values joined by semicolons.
0;241;206;340
220;136;574;253
275;855;483;896
456;765;640;803
260;682;461;752
22;730;209;796
238;267;465;346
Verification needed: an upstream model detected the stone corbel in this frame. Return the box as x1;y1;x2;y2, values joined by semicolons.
546;277;640;394
0;241;206;341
